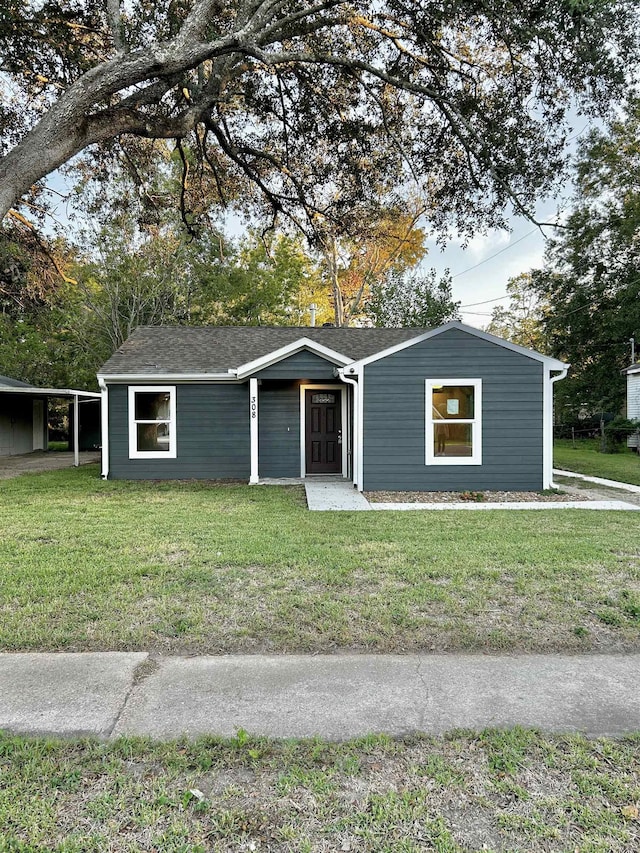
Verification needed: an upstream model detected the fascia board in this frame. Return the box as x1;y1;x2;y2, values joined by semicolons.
0;387;101;398
348;321;570;371
235;337;351;379
96;373;237;383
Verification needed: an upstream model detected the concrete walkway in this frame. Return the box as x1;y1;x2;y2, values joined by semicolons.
1;652;639;740
554;468;640;494
305;478;640;511
305;479;371;510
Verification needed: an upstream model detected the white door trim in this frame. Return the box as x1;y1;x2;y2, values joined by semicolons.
300;384;348;478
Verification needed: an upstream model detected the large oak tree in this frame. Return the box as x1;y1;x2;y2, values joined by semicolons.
1;1;638;235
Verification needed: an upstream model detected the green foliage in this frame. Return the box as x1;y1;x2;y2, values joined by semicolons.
367;269;460;328
604;418;640;452
196;231;325;326
0;226;96;388
532;99;640;417
486;273;550;351
2;1;638;237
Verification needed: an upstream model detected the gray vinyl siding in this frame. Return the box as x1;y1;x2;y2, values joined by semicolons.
107;383;250;479
0;394;41;456
258;381;301;477
363;328;545;491
255;350;339;380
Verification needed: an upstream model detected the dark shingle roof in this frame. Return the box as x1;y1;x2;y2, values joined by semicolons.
98;326;428;376
0;374;33;388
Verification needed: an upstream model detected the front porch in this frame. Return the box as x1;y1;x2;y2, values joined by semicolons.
248;376;353;484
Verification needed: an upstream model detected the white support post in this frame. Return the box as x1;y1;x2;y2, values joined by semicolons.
249;378;259;484
98;378;109;479
73;393;79;467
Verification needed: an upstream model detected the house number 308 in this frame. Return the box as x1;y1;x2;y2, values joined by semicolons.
251;396;257;418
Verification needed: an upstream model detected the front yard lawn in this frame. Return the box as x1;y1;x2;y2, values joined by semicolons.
555;438;640;485
1;465;639;654
1;729;639;852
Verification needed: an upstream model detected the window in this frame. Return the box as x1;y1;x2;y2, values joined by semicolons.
425;379;482;465
128;386;176;459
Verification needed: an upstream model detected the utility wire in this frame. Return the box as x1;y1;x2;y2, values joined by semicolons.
460;294;512;308
452;229;538;279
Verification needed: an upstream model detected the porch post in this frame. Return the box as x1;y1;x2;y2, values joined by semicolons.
73;393;79;467
249;378;259;483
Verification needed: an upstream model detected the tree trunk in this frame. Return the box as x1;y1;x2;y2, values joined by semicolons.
323;235;345;327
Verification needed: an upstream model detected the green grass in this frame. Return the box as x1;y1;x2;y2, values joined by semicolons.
47;441;69;451
0;729;638;851
555;438;640;485
1;465;639;653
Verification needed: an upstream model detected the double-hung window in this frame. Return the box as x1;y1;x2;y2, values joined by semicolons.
128;386;176;459
425;379;482;465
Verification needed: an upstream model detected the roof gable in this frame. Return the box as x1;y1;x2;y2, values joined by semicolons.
348;321;569;371
235;338;351;379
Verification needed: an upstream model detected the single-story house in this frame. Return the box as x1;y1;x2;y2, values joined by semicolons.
97;322;569;491
0;375;101;464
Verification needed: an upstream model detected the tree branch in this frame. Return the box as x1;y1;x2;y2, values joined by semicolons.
106;0;126;53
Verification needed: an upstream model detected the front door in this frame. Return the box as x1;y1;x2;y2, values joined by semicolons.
305;390;342;474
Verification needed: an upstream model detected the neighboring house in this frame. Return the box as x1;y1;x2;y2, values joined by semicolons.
0;375;101;462
98;322;569;491
623;362;640;448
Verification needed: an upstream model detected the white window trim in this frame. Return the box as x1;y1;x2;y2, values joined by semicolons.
425;379;482;466
128;385;177;459
299;384;348;478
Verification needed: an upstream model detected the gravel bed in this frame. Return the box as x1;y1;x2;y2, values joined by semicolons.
365;488;590;503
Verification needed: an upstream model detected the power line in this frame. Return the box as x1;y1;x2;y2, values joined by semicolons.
460;294;510;308
452;229;538;279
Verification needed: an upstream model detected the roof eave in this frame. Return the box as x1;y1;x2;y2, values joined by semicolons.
0;387;101;398
97;372;237;383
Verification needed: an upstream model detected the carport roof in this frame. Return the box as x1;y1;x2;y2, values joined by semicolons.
0;375;33;388
0;375;100;398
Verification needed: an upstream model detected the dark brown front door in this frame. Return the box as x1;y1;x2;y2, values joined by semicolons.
305;390;342;474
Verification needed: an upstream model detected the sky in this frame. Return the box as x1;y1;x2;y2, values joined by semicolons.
415;172;584;330
426;211;552;329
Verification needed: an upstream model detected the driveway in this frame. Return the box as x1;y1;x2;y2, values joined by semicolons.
0;451;101;480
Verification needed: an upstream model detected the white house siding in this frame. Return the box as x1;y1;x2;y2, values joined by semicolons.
627;373;640;447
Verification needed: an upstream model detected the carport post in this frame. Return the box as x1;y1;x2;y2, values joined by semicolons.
73;393;79;467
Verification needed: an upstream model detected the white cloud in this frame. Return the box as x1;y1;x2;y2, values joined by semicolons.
464;230;511;259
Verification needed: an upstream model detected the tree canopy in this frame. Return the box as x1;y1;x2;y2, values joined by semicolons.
524;100;640;416
486;273;550;353
1;0;638;235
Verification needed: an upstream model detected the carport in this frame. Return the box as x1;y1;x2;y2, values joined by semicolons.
0;377;101;466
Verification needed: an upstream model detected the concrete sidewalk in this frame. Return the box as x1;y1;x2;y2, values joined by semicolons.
1;652;639;741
